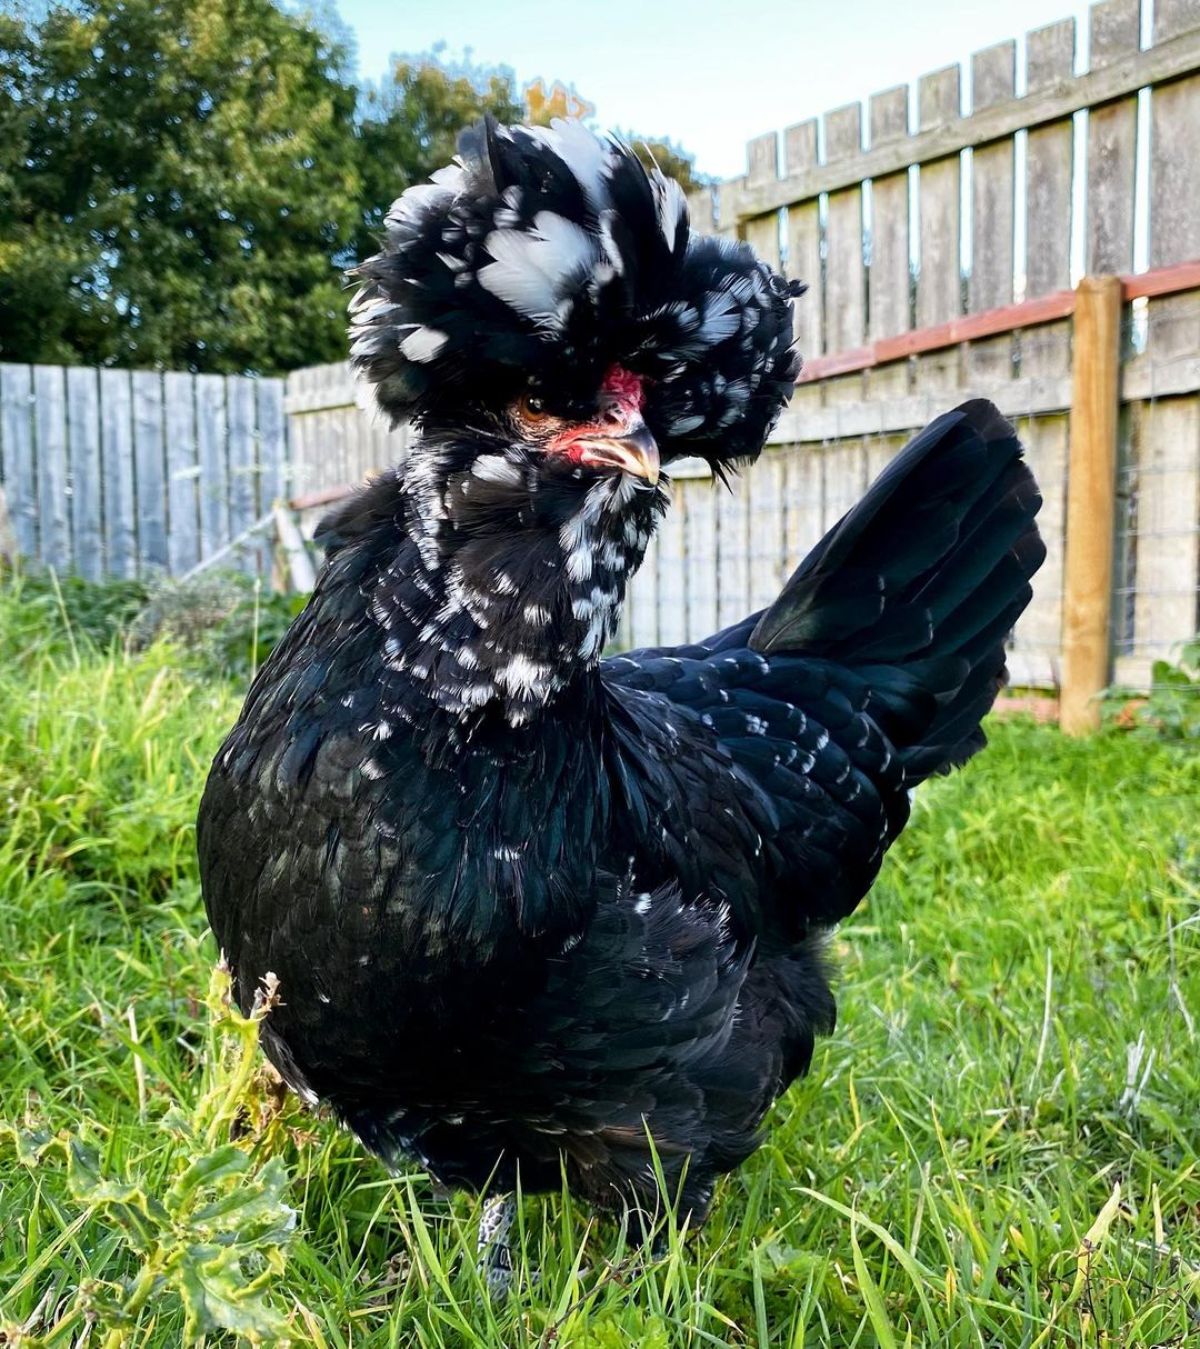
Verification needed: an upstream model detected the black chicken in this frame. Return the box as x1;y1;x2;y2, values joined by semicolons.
198;119;1044;1278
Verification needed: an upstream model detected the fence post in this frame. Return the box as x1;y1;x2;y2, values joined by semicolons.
1060;274;1122;734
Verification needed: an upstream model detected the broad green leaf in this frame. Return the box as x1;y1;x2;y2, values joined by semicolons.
174;1240;292;1343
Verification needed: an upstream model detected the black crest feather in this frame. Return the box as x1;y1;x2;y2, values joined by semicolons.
349;117;805;465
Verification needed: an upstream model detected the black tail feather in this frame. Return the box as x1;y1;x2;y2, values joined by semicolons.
750;400;1045;780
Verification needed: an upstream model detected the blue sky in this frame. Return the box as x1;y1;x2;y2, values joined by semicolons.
336;0;1106;179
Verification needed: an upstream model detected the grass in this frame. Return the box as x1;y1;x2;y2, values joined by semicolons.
0;576;1197;1347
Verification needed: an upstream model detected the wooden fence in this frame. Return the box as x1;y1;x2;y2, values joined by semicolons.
0;365;286;581
276;0;1200;716
2;0;1199;718
277;280;1200;712
284;362;410;498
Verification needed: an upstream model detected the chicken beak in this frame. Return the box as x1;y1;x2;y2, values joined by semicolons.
577;422;660;485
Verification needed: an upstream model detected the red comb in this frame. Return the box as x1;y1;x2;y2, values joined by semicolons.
601;365;645;407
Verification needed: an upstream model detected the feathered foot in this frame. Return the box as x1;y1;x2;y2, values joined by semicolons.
477;1194;517;1297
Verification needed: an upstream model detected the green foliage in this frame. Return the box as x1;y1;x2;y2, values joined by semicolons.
0;0;362;373
0;610;234;898
1110;637;1200;743
1;566;306;680
0;581;1196;1344
1;2;707;374
5;969;298;1344
131;571;309;680
0;569;150;655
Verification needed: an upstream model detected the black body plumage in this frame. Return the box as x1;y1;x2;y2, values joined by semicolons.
198;121;1045;1218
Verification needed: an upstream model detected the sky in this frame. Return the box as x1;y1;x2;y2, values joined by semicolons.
335;0;1112;180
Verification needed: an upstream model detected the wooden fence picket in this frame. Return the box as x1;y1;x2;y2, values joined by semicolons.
99;369;137;579
65;367;103;582
133;371;167;573
33;365;70;574
164;370;200;576
195;374;229;566
1;364;37;561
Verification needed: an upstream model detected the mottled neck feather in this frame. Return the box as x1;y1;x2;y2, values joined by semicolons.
369;443;666;725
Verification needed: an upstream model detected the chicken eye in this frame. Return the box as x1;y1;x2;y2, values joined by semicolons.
512;392;563;436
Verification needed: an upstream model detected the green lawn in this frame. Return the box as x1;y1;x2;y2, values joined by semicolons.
1;578;1198;1347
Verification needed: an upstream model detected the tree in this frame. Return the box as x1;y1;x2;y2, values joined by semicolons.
0;11;97;366
0;0;361;373
0;6;709;373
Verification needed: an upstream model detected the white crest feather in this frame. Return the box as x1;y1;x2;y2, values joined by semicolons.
478;211;597;325
399;326;449;363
